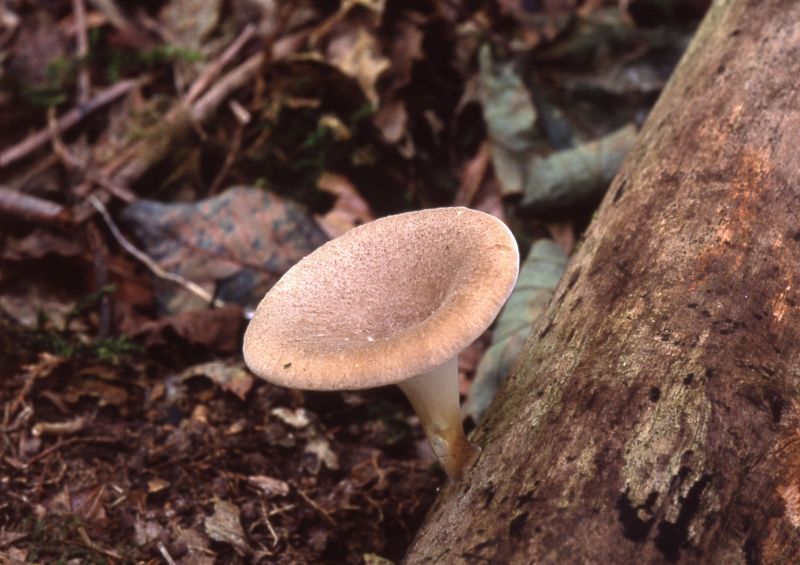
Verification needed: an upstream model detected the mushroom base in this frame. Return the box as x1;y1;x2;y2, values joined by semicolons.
398;356;481;481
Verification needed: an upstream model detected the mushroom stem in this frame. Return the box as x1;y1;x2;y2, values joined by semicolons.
398;356;481;481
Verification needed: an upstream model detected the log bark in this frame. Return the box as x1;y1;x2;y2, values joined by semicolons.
405;1;800;563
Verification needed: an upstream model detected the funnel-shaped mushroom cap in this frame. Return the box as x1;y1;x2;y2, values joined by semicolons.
243;207;519;390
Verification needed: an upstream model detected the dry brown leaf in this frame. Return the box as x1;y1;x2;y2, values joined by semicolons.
179;360;253;401
147;478;170;494
271;407;311;429
1;229;83;260
315;172;374;238
134;304;244;352
371;11;426;144
45;484;107;524
172;526;214;565
134;516;164;547
247;475;290;499
204;499;250;555
63;379;128;407
121;187;327;312
327;26;389;107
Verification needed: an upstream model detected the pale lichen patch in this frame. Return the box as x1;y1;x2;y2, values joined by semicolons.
621;381;711;510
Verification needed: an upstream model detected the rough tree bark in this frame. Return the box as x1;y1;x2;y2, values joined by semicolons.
405;1;800;563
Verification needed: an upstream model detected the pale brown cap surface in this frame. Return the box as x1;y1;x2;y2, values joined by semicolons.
242;207;519;390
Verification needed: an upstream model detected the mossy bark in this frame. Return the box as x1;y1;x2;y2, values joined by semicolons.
405;0;800;562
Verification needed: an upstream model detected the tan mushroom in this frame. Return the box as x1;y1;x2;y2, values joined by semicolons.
243;207;519;481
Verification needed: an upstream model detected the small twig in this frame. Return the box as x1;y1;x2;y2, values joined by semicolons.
184;23;256;105
259;500;280;548
191;52;264;122
209;101;250;194
85;51;264;206
87;0;140;42
158;541;178;565
47;108;137;203
0;79;140;169
296;489;336;526
78;525;122;560
71;0;91;105
89;195;226;308
86;222;113;337
0;187;69;223
31;417;87;437
22;435;119;467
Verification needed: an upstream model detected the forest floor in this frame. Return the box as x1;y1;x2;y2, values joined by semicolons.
0;1;707;562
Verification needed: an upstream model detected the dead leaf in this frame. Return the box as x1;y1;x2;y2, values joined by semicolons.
160;0;220;51
204;499;250;555
521;124;638;213
179;360;253;401
247;475;290;499
0;291;76;329
305;435;340;472
134;304;244;352
314;172;374;237
63;379;128;408
327;27;389;107
479;44;539;196
479;44;538;152
1;229;83;260
148;478;170;494
172;526;214;565
21;352;67;380
0;531;28;549
134;515;164;546
312;0;389;107
454;142;491;206
465;239;568;423
271;407;311;429
45;484;107;524
371;11;426;144
120;187;327;312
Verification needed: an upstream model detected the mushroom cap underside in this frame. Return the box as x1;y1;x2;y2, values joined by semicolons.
243;207;519;390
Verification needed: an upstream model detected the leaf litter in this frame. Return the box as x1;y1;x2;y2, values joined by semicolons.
0;0;709;562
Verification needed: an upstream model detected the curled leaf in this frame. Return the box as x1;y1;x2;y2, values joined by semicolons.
521;124;638;213
465;239;568;423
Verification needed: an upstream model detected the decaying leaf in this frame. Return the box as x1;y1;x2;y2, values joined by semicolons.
179;360;254;401
172;526;214;565
63;377;128;408
204;499;250;555
247;475;290;498
133;304;244;352
1;229;83;261
271;407;311;429
314;172;374;237
305;435;340;472
44;484;107;524
121;186;327;312
147;478;170;494
160;0;220;52
479;44;539;195
0;291;76;330
371;10;426;144
134;516;165;546
313;0;389;107
465;239;568;423
521;124;638;213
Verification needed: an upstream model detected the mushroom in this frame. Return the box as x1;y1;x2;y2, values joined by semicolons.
243;207;519;481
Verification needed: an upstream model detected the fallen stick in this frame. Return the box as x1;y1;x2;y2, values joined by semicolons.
0;79;140;169
0;187;69;223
